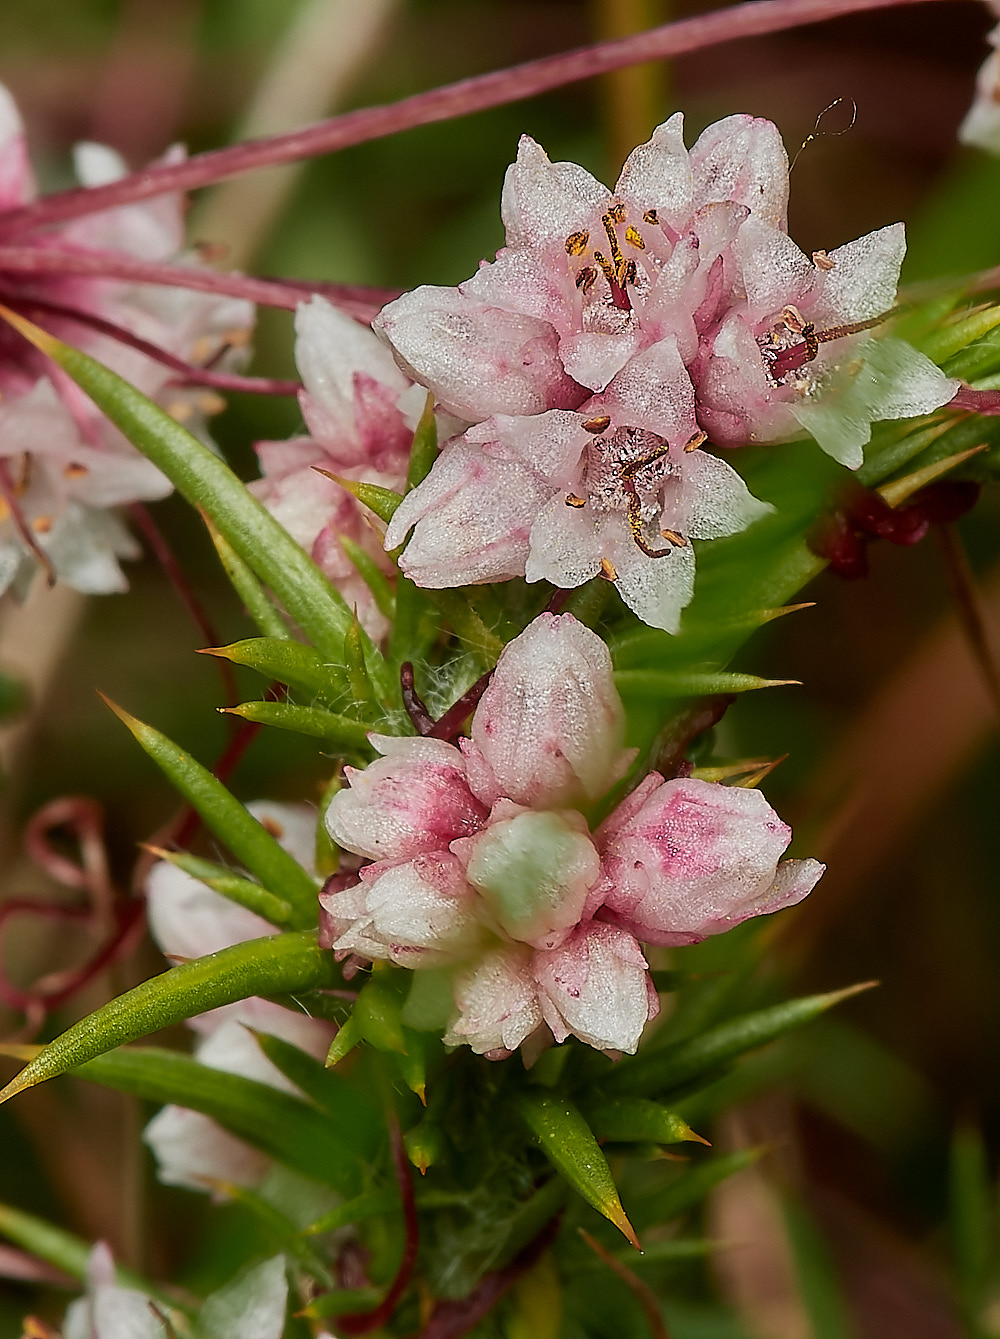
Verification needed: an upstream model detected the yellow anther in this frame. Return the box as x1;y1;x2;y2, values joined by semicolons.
31;514;53;534
660;529;687;546
63;461;89;478
583;415;611;434
642;209;659;225
593;250;617;289
564;493;586;508
575;266;598;293
565;231;590;256
624;225;645;250
600;557;618;581
684;430;708;453
607;202;626;223
812;249;835;271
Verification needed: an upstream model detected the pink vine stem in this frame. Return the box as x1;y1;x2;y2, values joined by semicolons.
0;0;964;241
0;247;398;320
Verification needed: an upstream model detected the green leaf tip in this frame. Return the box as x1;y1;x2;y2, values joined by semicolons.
312;467;403;523
516;1091;640;1250
0;303;61;356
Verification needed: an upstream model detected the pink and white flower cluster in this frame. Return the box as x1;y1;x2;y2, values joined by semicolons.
142;802;332;1195
0;84;253;596
375;113;956;631
250;297;423;641
322;614;823;1057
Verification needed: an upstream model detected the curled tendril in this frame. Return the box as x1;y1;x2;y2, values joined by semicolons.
0;796;145;1032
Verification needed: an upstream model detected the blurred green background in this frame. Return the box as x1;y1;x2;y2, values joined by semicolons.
0;1;999;1335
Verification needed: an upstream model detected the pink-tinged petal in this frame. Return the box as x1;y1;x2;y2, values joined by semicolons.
462;246;579;334
534;921;656;1054
615;112;694;224
325;734;486;863
470;612;632;808
444;943;543;1055
384;439;551;586
680;448;773;541
695;856;825;937
296;295;409;446
462;808;600;950
601;517;696;635
791;337;959;470
200;1256;289;1339
690;114;789;227
374;286;581;421
560;328;645;393
143;1105;270;1193
500;134;610;247
735;217;816;321
245;800;318;873
601;337;697;443
467;409;587;484
63;1244;168;1339
146;863;276;963
809;223;905;327
599;777;816;945
328;851;483;967
960;23;1000;152
525;493;602;589
695;311;791;448
0;83;34;208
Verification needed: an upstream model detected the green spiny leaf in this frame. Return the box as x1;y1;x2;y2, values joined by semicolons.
0;931;335;1103
582;1097;708;1147
516;1091;638;1248
74;1046;361;1194
204;520;290;642
104;699;319;925
203;638;349;708
339;535;396;621
600;983;875;1098
251;1030;382;1160
147;848;295;927
0;309;353;659
223;700;374;751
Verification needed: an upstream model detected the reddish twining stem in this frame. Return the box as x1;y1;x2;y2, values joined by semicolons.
400;662;436;736
337;1117;419;1335
0;246;398;321
127;504;240;710
428;670;494;741
416;1215;562;1339
6;293;300;396
0;0;962;240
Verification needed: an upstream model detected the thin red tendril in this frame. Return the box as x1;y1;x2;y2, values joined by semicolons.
0;0;958;242
0;459;56;586
416;1214;562;1339
4;294;300;395
337;1116;419;1335
0;797;146;1024
0;246;398;321
127;503;240;710
400;662;436;736
428;671;494;742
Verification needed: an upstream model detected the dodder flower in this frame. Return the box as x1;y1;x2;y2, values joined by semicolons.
377;114;956;631
251;297;423;640
322;614;823;1057
143;802;332;1195
0;84;253;595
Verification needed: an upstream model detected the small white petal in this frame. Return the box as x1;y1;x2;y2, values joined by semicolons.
615;112;694;223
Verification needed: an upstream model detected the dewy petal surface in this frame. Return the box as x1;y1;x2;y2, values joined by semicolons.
326;735;487;863
598;776;819;945
374;285;580;421
384;439;551;587
689;113;789;227
444;943;543;1055
329;852;484;967
615;112;694;224
500;134;610;247
534;921;656;1054
469;613;632;809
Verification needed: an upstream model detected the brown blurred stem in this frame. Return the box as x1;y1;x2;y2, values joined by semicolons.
593;0;667;171
579;1229;671;1339
934;523;1000;725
